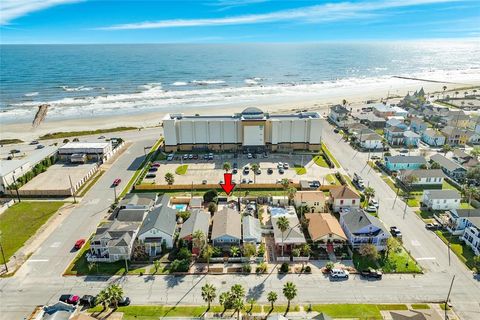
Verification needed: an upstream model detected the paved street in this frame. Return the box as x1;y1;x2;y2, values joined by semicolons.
1;124;479;320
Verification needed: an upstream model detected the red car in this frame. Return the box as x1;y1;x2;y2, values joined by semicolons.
74;239;86;250
152;162;161;167
113;178;121;186
59;294;80;305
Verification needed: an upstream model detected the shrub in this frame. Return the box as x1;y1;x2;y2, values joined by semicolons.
280;263;289;273
242;264;252;273
177;247;192;261
257;243;266;257
177;210;191;221
207;202;217;215
292;248;301;257
203;189;218;203
325;261;334;271
256;262;267;274
169;259;190;272
305;265;312;273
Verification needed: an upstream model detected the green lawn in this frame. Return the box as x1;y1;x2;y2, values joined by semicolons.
411;304;430;310
321;142;341;167
0;201;65;264
460;202;474;209
0;139;23;145
311;304;382;319
89;305;225;320
325;174;341;185
39;127;137;140
435;230;477;270
293;165;307;175
442;180;459;191
374;129;384;136
175;165;188;175
312;154;329;167
415;209;436;221
353;242;422;273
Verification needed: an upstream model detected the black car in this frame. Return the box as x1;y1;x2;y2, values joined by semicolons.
360;268;383;279
425;223;440;230
118;296;131;306
80;295;96;307
145;173;156;179
267;168;273;174
279;168;284;174
333;128;340;133
232;168;238;174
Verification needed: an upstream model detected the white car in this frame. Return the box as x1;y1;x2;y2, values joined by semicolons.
369;199;379;208
330;268;349;280
366;205;377;213
247;153;253;159
277;162;283;168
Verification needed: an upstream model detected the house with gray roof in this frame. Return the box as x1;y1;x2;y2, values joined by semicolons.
328;104;350;127
460;217;480;256
88;219;141;263
421;189;461;211
339;208;390;251
116;208;148;222
137;195;178;257
179;209;210;254
403;130;421;147
410;118;428;133
353;112;386;129
119;192;157;210
430;154;467;182
211;207;242;248
242;215;262;244
421;129;446;147
397;169;445;189
385;155;427;172
446;208;480;236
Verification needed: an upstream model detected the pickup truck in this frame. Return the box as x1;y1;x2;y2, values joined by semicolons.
360;268;383;279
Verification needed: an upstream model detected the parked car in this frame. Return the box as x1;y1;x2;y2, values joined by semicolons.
233;163;238;169
98;135;105;139
329;268;349;280
30;140;39;145
267;168;273;174
360;268;383;279
74;239;85;250
167;154;174;161
283;163;289;169
243;166;250;174
118;296;131;306
193;154;198;160
252;153;257;159
59;294;80;305
333;128;340;133
369;198;379;208
148;167;158;172
112;178;121;186
241;178;247;184
145;174;156;179
36;144;45;149
263;152;268;158
202;180;207;185
310;180;321;188
425;223;440;230
80;295;96;307
232;168;238;174
277;162;283;168
152;162;161;167
247;153;253;159
188;154;193;159
255;169;262;175
365;205;377;213
10;149;20;154
390;226;402;238
183;154;188;160
203;154;209;160
208;153;214;160
279;168;285;174
399;149;408;154
370;155;380;160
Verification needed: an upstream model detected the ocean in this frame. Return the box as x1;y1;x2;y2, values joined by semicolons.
1;42;479;123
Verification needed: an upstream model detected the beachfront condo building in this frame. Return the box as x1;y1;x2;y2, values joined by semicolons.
162;107;322;152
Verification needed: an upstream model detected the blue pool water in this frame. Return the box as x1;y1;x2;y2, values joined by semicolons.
174;204;187;211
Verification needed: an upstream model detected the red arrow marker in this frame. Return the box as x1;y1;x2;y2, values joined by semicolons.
220;172;236;195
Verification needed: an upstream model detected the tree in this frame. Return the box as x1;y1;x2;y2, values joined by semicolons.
251;163;260;183
192;230;206;255
342;99;347;106
243;243;257;259
359;244;379;261
280;178;290;202
219;292;231;312
96;289;109;311
276;216;290;257
232;297;244;320
462;185;479;208
247;298;256;314
201;283;217;311
207;202;217;215
301;243;311;257
230;246;240;258
287;186;297;205
223;162;231;172
441;144;452;155
385;237;400;260
473;256;480;274
165;172;175;185
442;85;447;98
431;162;441;169
470;147;480;158
204;189;218;203
363;187;375;207
153;259;161;274
102;284;123;309
464;91;469;98
283;282;297;313
267;291;278;310
230;284;246;299
202;244;214;272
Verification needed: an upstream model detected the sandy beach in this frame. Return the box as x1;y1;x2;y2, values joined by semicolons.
2;76;480;141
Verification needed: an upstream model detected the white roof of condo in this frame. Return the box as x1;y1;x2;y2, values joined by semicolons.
60;142;110;149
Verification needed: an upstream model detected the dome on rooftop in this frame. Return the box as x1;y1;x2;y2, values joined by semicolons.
242;107;264;115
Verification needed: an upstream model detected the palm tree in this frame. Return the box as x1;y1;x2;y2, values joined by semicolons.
464;91;469;98
153;259;161;274
223;162;231;172
106;284;124;309
230;246;240;258
267;291;278;310
202;244;214;272
219;292;230;313
192;230;206;256
201;283;217;311
280;178;290;202
462;185;479;209
96;289;109;312
363;187;375;207
230;284;246;299
283;282;297;313
247;298;256;314
442;144;452;155
276;216;290;257
455;91;459;98
165;172;175;185
286;186;297;205
232;297;244;320
342;99;347;106
251;163;260;183
473;89;477;96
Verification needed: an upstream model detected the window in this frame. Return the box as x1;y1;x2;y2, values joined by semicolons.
352;200;356;204
340;200;344;205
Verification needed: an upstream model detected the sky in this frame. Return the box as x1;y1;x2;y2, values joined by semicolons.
0;0;479;44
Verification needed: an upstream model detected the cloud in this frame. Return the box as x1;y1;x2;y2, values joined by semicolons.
98;0;462;30
0;0;82;25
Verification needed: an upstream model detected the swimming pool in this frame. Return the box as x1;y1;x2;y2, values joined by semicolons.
173;204;188;211
269;206;296;217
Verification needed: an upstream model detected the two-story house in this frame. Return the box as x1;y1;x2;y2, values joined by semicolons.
384;126;405;146
211;207;242;248
410;118;428;133
373;103;395;118
329;185;360;213
445;208;480;235
328;105;350;128
460;217;480;256
441;126;471;146
384;155;427;172
403;130;421;147
340;208;390;251
294;190;327;213
430;154;467;182
178;209;210;254
421;129;446;147
421;189;461;211
358;132;384;150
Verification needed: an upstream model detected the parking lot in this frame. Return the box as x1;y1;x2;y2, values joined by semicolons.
144;152;334;185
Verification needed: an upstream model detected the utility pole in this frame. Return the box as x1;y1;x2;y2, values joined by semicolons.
0;236;8;273
444;275;455;320
68;175;77;203
11;173;21;203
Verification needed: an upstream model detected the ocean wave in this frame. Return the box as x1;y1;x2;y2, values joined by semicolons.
172;81;188;86
24;92;39;97
244;78;262;85
138;82;162;90
191;79;225;85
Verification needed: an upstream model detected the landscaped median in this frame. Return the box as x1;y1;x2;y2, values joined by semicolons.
175;164;188;175
321;142;341;167
0;201;66;265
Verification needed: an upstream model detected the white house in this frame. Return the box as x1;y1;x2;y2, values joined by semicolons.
460;217;480;256
328;105;350;127
294;191;327;213
445;209;480;236
398;169;445;188
358;132;384;150
330;185;361;213
421;189;461;211
137;195;178;256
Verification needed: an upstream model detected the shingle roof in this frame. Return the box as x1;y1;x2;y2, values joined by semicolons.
404;130;420;138
330;185;360;200
385;155;427;164
342;208;389;236
119;193;156;208
423;129;444;138
179;209;210;239
423;189;460;200
294;191;326;203
242;215;262;242
116;209;147;222
400;169;445;179
306;213;347;241
138;195;177;237
271;214;306;245
211;207;241;240
430;154;466;172
449;208;480;218
331;104;349;114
